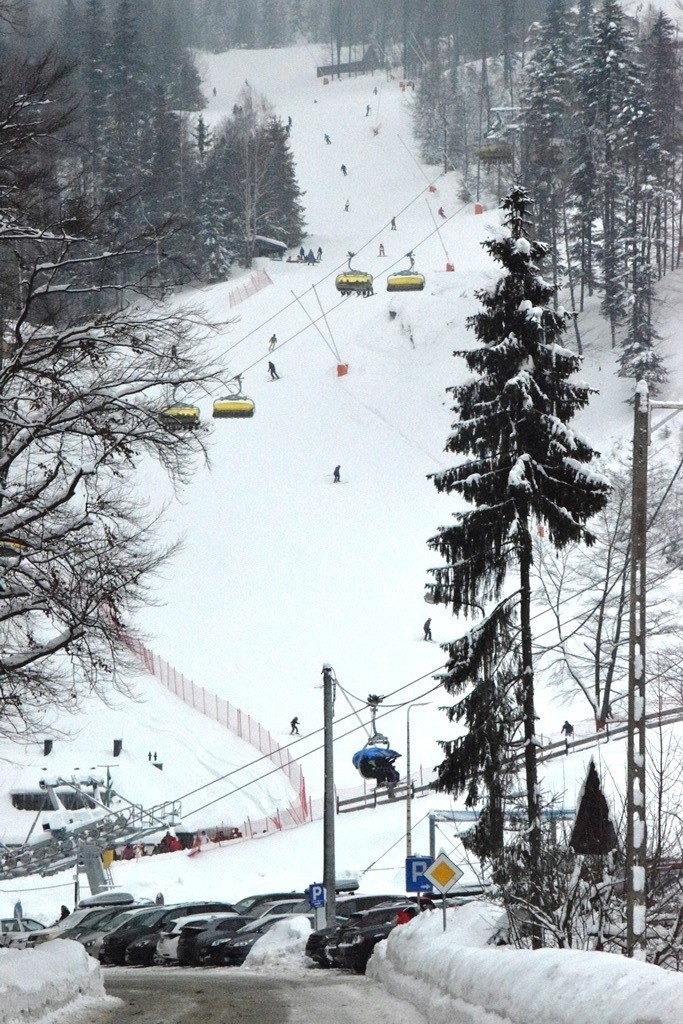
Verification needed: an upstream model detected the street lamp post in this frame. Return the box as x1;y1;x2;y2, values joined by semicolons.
406;703;429;860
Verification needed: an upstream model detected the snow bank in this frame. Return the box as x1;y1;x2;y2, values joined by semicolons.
368;904;683;1024
244;915;312;970
0;940;115;1024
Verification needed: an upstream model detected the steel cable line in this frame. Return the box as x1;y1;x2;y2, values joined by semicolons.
172;663;447;807
215;201;471;403
216;168;453;361
183;681;444;821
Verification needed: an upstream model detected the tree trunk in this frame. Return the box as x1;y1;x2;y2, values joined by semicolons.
519;526;542;949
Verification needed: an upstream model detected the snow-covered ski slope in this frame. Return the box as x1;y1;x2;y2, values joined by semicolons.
2;42;682;852
139;42;682;796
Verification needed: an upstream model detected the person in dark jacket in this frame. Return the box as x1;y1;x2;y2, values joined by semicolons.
340;163;347;175
306;249;316;265
268;361;280;380
290;717;299;734
333;465;341;482
316;246;323;261
423;618;432;641
561;720;574;738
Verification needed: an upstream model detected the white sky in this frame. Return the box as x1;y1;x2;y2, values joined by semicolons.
1;32;683;1024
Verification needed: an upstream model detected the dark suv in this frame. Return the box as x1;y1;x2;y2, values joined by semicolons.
231;892;307;918
305;894;407;968
100;902;235;965
333;901;419;974
177;915;252;966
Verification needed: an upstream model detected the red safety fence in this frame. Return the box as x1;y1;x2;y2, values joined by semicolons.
228;267;273;308
130;640;309;826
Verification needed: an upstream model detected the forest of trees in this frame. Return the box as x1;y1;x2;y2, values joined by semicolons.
413;0;680;396
0;0;307;306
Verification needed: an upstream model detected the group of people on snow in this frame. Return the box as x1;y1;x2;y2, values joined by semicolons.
295;246;322;265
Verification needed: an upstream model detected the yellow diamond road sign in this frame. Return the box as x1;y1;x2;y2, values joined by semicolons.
424;852;464;894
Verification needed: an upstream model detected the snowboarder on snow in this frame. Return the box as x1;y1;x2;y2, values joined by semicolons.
423;618;432;641
268;334;277;351
438;206;446;219
344;200;350;212
316;246;323;261
378;243;385;256
366;104;371;116
290;717;299;735
341;163;348;176
268;361;280;380
391;216;396;230
324;133;332;144
333;465;341;482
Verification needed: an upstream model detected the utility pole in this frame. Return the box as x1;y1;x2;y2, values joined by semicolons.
626;381;648;960
322;663;337;928
406;703;428;860
625;389;683;958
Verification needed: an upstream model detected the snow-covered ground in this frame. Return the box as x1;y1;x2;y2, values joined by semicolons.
2;33;683;1024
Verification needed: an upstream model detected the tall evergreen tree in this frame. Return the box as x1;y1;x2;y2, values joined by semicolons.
427;187;610;940
521;0;574;296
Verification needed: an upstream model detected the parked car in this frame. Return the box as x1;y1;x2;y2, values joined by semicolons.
0;918;46;948
304;894;408;968
64;903;154;942
101;902;235;966
177;915;252;966
334;901;419;974
155;913;241;965
209;913;312;966
231;892;307;918
22;908;95;947
81;906;158;961
253;898;312;919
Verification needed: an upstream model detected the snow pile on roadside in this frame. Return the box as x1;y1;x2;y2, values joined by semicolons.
0;940;115;1024
367;903;683;1024
244;915;312;970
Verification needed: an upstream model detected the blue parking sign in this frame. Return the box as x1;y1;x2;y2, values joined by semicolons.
405;856;435;893
307;883;325;908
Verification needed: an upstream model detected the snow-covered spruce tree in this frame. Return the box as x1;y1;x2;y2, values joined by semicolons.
573;0;662;363
427;187;610;941
0;226;233;742
641;12;683;278
520;0;575;298
435;655;521;873
208;86;305;268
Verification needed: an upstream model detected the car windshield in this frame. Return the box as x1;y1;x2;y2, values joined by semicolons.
215;919;246;933
69;907;122;931
111;908;165;932
54;909;94;931
232;893;298;914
